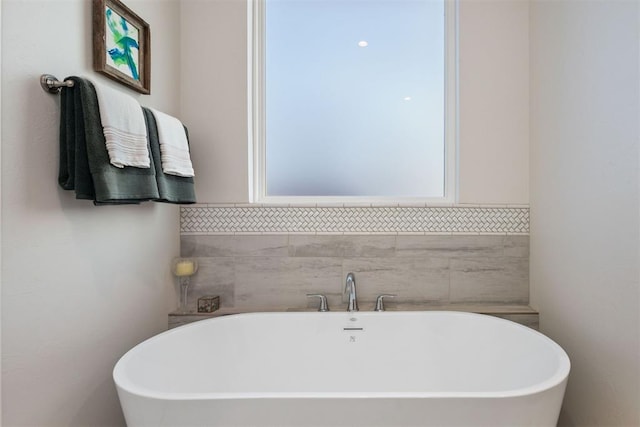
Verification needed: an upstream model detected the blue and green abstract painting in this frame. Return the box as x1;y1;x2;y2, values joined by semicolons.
105;7;140;81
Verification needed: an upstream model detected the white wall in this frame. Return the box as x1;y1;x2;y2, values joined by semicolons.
1;0;181;425
0;0;3;421
181;0;530;205
530;0;640;425
180;0;249;203
458;0;529;204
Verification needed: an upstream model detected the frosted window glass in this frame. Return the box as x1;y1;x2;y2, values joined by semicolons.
265;0;445;197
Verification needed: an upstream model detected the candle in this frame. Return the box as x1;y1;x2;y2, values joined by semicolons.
175;260;195;277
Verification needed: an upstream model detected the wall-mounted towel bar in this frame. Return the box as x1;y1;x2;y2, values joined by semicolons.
40;74;74;94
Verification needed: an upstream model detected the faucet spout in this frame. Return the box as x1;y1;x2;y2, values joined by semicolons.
345;272;359;312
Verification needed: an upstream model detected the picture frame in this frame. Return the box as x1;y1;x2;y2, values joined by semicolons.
93;0;150;94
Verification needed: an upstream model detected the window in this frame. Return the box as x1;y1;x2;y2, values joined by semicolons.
251;0;456;202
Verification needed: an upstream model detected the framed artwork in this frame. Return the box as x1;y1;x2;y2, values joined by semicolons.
93;0;150;94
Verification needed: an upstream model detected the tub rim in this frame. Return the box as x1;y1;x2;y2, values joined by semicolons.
113;311;571;401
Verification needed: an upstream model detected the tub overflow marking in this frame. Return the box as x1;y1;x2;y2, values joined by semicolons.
344;316;364;337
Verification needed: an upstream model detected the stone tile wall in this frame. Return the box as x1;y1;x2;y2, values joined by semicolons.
180;234;529;312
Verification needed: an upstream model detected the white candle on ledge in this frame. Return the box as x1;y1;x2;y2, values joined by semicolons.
173;258;198;314
174;259;197;277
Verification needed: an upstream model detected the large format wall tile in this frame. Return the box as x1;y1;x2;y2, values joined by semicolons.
234;257;343;309
187;257;235;308
181;235;289;257
449;257;529;303
396;235;505;258
178;234;530;312
289;235;396;258
503;235;530;258
341;257;450;305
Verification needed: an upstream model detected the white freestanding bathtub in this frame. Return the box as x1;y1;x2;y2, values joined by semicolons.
114;311;570;427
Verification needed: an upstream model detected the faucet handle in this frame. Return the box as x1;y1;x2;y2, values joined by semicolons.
307;294;330;312
374;294;397;312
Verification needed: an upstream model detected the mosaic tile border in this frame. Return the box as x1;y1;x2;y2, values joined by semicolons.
181;205;529;235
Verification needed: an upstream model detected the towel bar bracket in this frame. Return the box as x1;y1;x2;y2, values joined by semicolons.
40;74;74;94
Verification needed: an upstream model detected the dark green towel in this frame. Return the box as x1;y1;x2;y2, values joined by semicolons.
58;76;159;204
59;77;94;199
142;107;197;204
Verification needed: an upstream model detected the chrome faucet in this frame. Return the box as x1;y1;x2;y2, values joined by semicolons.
345;272;359;312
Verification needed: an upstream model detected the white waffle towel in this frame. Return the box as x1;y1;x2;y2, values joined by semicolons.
149;108;195;177
93;81;150;169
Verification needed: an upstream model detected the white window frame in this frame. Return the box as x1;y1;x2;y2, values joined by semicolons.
249;0;458;205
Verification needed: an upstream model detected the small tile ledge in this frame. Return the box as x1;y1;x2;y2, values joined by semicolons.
168;304;539;330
